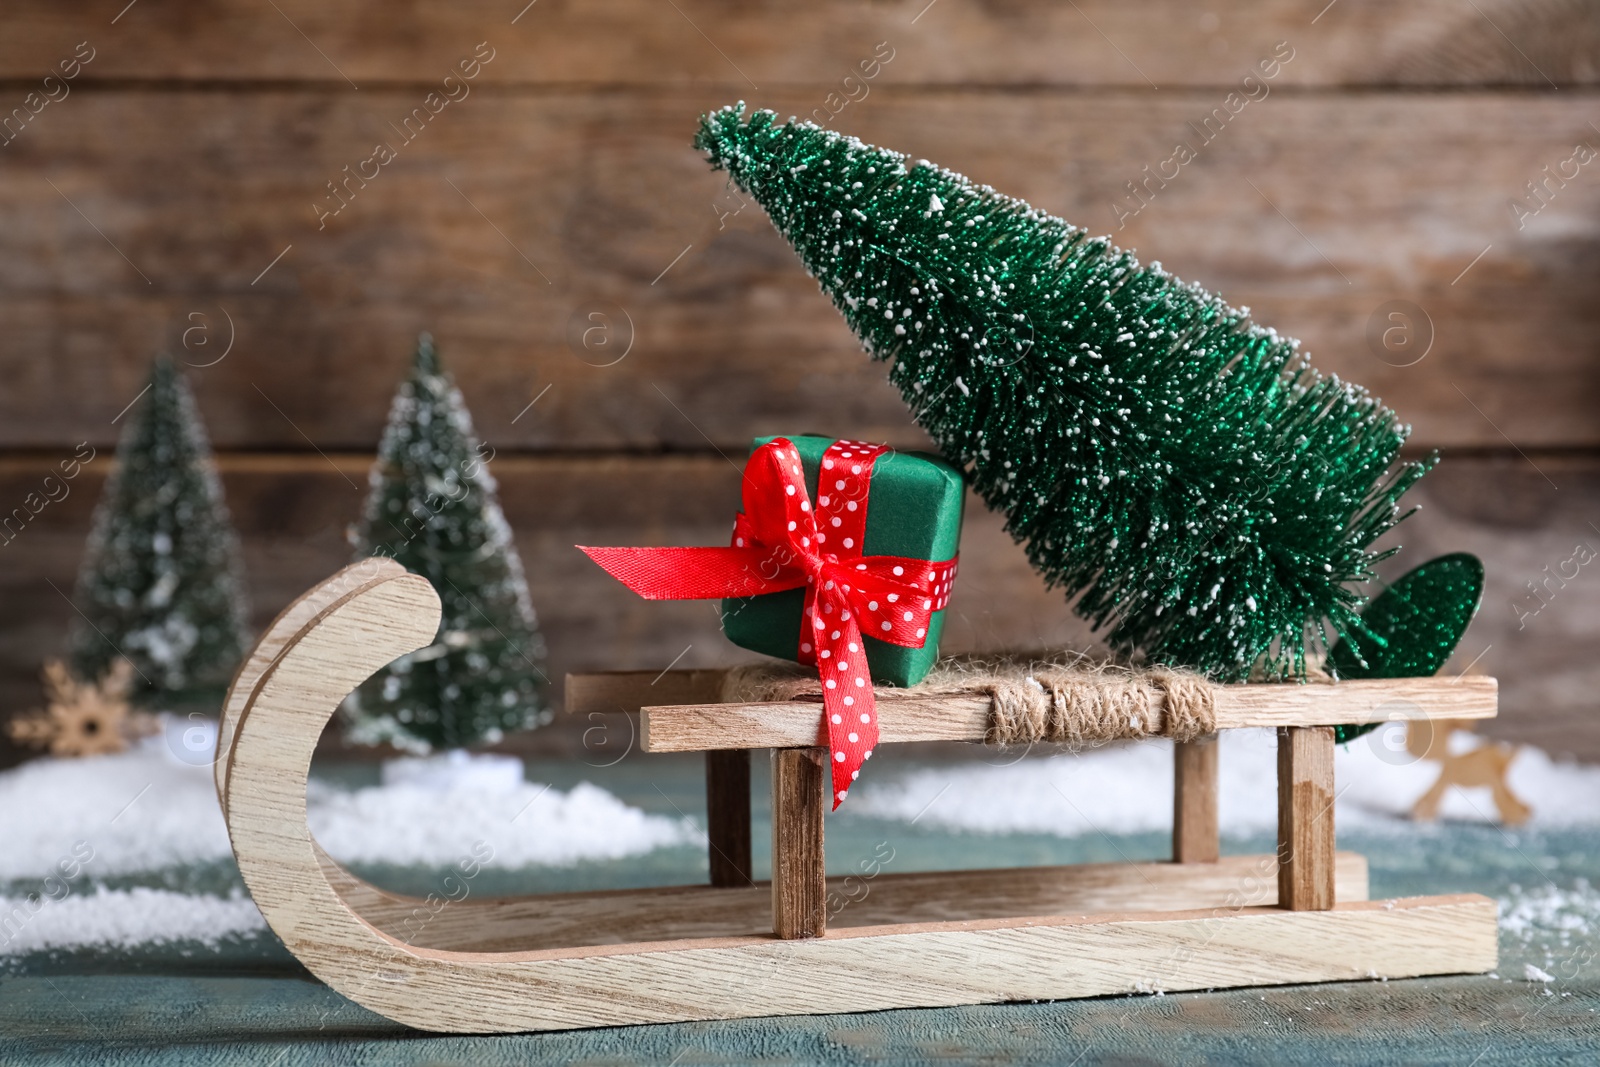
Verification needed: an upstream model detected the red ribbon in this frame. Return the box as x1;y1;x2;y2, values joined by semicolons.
580;438;957;808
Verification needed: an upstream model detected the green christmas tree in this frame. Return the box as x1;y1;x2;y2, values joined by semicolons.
70;356;249;708
696;105;1431;681
344;334;548;751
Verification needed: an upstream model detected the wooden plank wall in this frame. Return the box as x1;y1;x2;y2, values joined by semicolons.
2;1;1597;764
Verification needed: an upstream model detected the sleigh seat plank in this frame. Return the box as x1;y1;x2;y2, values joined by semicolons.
620;675;1497;753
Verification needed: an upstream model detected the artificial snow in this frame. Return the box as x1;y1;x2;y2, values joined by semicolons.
307;779;701;867
0;888;265;955
379;749;525;793
0;743;702;884
1500;880;1600;946
0;741;232;880
851;728;1600;836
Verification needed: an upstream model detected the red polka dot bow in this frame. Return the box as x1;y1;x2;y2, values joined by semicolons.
580;438;957;808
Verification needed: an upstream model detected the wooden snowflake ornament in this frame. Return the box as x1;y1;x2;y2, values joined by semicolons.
8;658;158;757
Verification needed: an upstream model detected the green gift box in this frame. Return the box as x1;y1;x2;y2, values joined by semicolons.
720;435;965;687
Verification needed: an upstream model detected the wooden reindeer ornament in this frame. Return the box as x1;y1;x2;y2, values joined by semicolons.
1406;712;1531;827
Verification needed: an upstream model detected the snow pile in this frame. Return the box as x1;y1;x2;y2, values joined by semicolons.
379;750;525;792
0;888;265;955
852;728;1600;836
0;743;232;880
307;779;702;867
0;746;701;884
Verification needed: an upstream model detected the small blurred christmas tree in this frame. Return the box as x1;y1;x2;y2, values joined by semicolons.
70;356;249;709
344;334;548;751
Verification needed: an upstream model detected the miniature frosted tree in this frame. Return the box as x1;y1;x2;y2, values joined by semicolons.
70;356;250;708
696;105;1431;680
343;334;548;751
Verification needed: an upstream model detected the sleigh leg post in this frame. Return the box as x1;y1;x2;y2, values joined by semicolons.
706;749;753;887
771;747;827;938
1277;726;1336;910
1173;736;1220;863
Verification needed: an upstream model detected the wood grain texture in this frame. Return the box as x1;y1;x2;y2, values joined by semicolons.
215;557;406;810
1174;737;1220;864
637;677;1498;752
3;0;1594;87
771;747;828;939
318;852;1372;953
705;748;752;888
565;669;728;715
1278;726;1337;912
2;92;1598;452
346;891;1466;1020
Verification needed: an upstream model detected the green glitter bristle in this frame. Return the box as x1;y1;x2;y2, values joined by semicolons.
696;104;1433;681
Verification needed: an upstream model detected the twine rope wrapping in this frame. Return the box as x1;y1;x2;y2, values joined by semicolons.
719;654;1217;748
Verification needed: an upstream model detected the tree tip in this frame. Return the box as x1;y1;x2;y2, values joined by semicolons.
414;332;440;373
694;102;744;162
145;353;189;398
695;102;787;170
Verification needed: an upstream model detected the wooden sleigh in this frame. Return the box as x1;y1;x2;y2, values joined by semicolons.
216;560;1499;1034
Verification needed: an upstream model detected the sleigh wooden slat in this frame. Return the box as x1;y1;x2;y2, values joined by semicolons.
564;673;1498;752
317;850;1373;953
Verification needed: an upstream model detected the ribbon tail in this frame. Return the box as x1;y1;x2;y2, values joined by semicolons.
813;611;880;810
578;545;806;600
